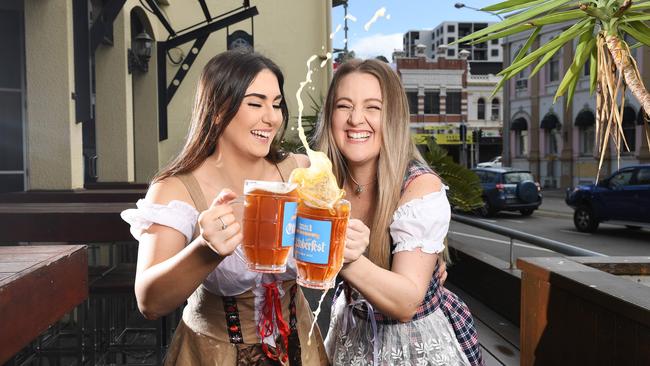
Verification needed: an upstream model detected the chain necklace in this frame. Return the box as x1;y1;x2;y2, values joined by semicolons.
348;174;376;196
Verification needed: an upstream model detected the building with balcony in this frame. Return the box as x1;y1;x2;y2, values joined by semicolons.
501;23;650;188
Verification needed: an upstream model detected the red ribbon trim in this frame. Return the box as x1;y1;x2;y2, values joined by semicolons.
258;282;290;362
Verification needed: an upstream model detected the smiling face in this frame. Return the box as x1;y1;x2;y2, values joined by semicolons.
219;68;284;159
331;72;383;166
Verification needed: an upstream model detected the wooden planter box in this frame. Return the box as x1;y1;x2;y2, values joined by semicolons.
518;256;650;366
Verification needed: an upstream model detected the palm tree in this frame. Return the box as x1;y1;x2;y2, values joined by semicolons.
422;138;484;212
454;0;650;175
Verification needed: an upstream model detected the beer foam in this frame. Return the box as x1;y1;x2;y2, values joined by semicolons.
243;180;297;195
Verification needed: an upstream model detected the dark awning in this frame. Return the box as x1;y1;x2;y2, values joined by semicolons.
575;109;595;127
511;117;528;131
639;108;648;125
623;106;636;126
540;113;561;130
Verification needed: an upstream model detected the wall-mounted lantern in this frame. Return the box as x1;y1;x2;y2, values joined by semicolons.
128;31;154;73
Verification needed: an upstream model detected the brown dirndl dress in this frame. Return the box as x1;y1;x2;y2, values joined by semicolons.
163;156;329;365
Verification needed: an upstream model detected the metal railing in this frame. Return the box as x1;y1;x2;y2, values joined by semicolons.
451;213;606;268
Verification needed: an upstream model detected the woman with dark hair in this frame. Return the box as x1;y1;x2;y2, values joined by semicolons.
121;50;328;365
315;59;479;365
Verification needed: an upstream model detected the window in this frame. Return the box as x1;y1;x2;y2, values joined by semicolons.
406;92;418;114
635;168;650;185
491;99;500;120
516;130;529;157
477;98;485;120
580;126;595;155
424;92;440;114
448;25;455;32
584;59;590;76
491;39;499;45
514;46;529;90
504;172;535;184
485;172;499;183
491;49;499;57
472;49;486;60
547;129;559;155
448;37;455;44
609;170;634;189
448;48;455;57
446;92;461;114
548;53;560;82
515;79;528;91
0;8;25;193
622;106;636;153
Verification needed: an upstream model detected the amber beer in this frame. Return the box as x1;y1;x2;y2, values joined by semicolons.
294;199;350;289
242;180;299;273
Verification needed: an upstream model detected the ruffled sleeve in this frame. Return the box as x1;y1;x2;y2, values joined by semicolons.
120;199;199;244
390;187;451;254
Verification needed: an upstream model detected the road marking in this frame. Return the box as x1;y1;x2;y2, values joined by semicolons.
506;219;525;224
449;231;555;253
559;229;591;236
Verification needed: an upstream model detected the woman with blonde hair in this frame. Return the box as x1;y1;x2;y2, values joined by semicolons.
121;50;331;365
315;59;480;365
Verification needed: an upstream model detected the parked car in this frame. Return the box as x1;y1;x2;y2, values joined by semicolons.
472;167;542;216
565;164;650;232
476;156;502;168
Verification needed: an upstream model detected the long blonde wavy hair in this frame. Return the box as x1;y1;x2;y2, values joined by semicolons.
314;59;426;269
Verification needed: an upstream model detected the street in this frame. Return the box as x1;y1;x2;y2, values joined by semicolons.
450;190;650;263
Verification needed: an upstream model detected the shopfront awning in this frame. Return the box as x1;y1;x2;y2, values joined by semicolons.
511;117;528;131
540;113;561;130
575;109;595;127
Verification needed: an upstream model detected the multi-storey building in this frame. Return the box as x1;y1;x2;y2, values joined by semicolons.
403;21;502;75
502;23;650;188
396;45;503;165
0;0;332;193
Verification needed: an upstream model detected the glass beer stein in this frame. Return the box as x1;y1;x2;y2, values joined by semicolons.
241;180;299;273
293;199;350;289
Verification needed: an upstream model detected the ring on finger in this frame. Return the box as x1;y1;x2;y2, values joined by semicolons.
217;216;228;230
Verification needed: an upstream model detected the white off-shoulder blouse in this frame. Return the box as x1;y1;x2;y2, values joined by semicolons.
390;187;451;255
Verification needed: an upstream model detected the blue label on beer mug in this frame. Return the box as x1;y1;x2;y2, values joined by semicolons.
281;202;298;247
294;217;331;264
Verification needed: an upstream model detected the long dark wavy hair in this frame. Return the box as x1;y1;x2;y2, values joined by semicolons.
153;49;289;183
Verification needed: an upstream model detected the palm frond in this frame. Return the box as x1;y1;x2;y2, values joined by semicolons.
422;138;484;212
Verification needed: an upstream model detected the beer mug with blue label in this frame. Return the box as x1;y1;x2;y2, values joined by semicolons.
294;199;351;289
242;180;299;273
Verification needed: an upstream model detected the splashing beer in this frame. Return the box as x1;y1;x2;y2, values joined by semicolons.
289;56;349;289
